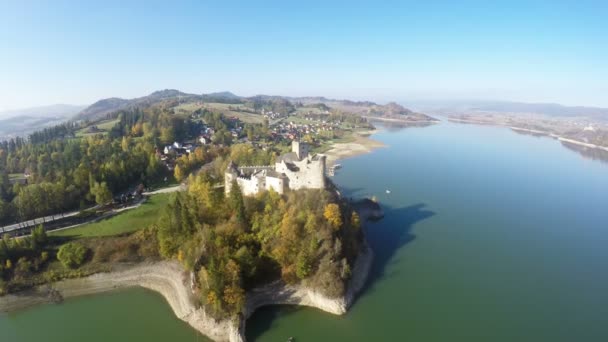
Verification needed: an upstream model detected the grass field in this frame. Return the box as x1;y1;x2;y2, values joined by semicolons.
51;193;172;238
175;102;264;124
294;106;328;115
75;118;119;137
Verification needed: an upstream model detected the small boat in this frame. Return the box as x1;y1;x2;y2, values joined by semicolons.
287;337;295;342
386;189;391;194
333;163;342;169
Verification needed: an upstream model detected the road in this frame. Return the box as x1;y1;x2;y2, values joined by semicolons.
0;183;187;234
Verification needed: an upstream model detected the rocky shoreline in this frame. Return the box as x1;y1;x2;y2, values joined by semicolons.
1;143;383;341
0;242;374;342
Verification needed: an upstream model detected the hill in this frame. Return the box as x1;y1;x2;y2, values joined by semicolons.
77;89;200;121
76;89;435;123
409;100;608;122
0;104;86;140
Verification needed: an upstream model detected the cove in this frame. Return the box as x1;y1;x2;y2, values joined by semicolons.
0;288;207;342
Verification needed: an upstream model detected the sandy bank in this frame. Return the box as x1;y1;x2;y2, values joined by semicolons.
324;131;386;166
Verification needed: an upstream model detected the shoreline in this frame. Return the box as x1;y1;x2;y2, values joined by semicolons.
362;115;439;124
448;117;608;153
323;129;386;166
0;245;374;342
1;136;383;341
1;212;378;342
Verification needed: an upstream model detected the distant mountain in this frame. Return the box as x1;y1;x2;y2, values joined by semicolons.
470;101;608;120
77;89;200;120
200;91;242;104
77;97;131;120
0;104;86;141
0;104;86;119
288;96;432;120
0;115;71;141
205;91;240;99
76;89;434;122
406;100;608;121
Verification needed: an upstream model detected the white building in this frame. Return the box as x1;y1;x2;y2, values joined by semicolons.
225;141;326;196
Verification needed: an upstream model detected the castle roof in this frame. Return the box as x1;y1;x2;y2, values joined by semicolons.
276;151;299;163
265;170;287;179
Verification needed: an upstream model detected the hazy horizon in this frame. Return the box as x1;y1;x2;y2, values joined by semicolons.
1;1;606;111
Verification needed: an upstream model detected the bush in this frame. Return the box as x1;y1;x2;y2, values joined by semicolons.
57;242;88;269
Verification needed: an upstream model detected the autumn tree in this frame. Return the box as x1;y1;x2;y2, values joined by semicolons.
174;164;185;182
324;203;342;230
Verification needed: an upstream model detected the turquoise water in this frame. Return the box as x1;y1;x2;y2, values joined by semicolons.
0;288;207;342
2;121;608;341
247;122;608;341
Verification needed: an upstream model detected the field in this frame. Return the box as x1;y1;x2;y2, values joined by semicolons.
75;118;119;137
294;106;328;115
175;102;264;124
51;193;171;238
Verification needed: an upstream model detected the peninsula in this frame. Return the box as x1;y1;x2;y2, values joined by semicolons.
0;91;394;341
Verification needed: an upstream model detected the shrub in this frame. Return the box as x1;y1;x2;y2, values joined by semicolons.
57;242;88;269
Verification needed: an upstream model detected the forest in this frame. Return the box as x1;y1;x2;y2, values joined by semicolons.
155;173;363;318
0;105;241;226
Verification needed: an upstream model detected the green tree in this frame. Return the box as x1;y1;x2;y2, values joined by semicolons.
229;180;246;224
296;251;312;279
160;126;175;145
90;181;112;205
57;242;88;269
30;225;47;251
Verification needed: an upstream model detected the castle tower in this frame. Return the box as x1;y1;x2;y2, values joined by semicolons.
225;161;238;195
292;140;309;160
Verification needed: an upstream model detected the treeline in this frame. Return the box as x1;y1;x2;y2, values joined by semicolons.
29;121;81;144
248;96;295;114
155;174;363;319
0;226;49;294
106;107;202;145
0;105;207;226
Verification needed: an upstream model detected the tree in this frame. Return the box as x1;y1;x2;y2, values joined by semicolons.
323;203;342;230
121;136;131;152
30;225;47;251
0;198;8;225
174;164;185;182
296;251;312;279
229;180;246;224
57;242;87;269
160;126;175;145
90;181;112;205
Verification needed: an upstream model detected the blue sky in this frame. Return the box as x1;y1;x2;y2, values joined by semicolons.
0;0;607;110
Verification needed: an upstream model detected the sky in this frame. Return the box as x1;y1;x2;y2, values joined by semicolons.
0;0;607;111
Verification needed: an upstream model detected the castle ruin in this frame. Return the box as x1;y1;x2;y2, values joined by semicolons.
225;141;326;196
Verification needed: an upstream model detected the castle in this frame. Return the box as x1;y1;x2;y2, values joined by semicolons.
225;141;327;196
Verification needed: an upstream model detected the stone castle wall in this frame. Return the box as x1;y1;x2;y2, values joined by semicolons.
226;142;325;196
274;155;326;190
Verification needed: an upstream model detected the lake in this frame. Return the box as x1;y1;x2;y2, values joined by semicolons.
2;121;608;341
247;121;608;341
